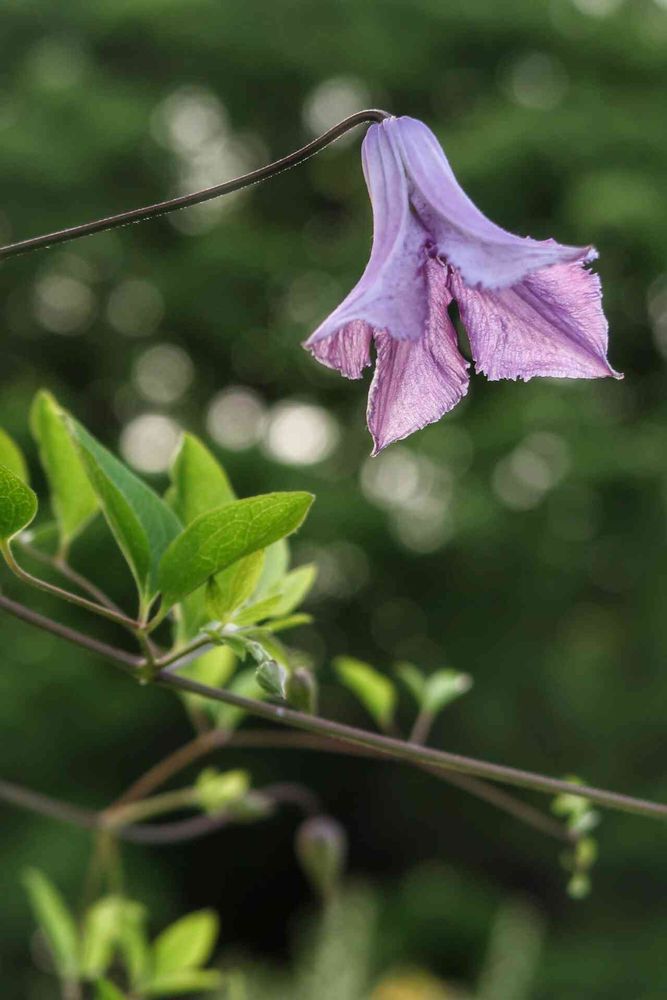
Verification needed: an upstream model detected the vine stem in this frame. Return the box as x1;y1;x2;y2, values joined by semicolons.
0;776;314;846
1;543;140;631
0;109;390;260
111;728;573;844
158;670;667;822
1;592;666;823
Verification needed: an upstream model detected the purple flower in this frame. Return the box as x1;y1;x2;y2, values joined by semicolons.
304;116;621;454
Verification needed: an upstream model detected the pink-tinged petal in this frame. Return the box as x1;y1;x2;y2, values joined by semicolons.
449;260;622;382
306;320;373;379
388;116;594;290
305;122;430;347
367;260;469;454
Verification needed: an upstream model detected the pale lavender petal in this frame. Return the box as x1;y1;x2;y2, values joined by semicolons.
367;260;469;454
307;320;373;379
305;122;430;347
449;260;622;382
388;116;595;290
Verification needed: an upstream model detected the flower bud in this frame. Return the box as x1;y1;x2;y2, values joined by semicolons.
295;815;347;900
286;667;318;714
256;659;287;700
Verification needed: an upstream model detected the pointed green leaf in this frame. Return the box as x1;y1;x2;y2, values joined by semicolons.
152;910;219;977
253;538;289;598
143;969;223;996
81;896;124;980
334;656;396;730
116;900;150;990
23;868;79;979
67;419;181;607
95;980;127;1000
0;464;38;541
30;391;98;550
263;563;317;618
233;594;284;626
423;669;472;715
0;428;28;482
158;492;314;611
395;662;426;704
206;550;265;622
169;433;235;525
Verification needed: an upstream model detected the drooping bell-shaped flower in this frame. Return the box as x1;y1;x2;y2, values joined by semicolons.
305;116;620;454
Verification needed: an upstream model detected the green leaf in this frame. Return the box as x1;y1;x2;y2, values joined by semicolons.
396;663;472;717
116;900;150;990
233;594;284;626
81;896;124;980
222;563;315;626
67;418;181;608
0;428;28;482
422;669;472;715
152;910;219;977
158;492;314;611
206;549;265;622
23;868;79;979
143;969;223;996
0;464;38;541
169;433;235;525
334;656;396;730
95;979;127;1000
253;538;289;598
30;391;98;551
269;613;313;633
395;662;426;703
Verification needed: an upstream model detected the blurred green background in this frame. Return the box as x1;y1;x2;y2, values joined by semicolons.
1;0;666;996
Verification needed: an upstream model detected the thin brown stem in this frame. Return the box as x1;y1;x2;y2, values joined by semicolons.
1;590;665;824
0;776;312;845
0;591;140;670
18;540;124;615
158;671;667;822
2;543;139;631
0;109;390;260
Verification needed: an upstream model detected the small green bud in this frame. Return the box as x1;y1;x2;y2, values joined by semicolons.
567;872;591;899
256;659;288;700
195;768;250;814
286;667;318;714
295;815;347;900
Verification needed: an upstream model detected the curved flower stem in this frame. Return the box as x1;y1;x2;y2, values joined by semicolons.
1;592;665;823
0;108;391;261
1;542;140;631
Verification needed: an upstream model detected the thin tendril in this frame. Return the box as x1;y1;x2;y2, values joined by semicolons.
0;109;391;261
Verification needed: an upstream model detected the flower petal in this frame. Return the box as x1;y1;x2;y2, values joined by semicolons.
367;260;469;454
306;320;373;379
449;260;622;382
388;116;595;290
305;122;430;347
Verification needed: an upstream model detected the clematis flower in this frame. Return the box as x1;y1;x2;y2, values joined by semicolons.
304;116;621;454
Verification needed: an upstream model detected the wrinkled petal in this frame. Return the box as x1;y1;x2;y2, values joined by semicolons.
306;320;373;379
368;260;469;453
388;116;595;290
449;260;622;382
305;122;430;347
